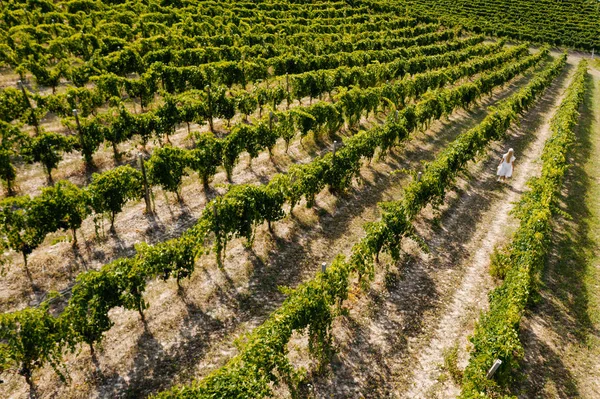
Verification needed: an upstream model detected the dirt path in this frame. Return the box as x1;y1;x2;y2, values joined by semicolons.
515;61;600;398
0;68;536;398
402;57;579;398
295;58;576;398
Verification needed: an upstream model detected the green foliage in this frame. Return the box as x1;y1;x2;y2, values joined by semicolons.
63;267;124;351
188;132;222;188
65;87;104;117
102;48;144;76
105;106;136;160
91;73;124;99
105;258;148;320
202;184;283;259
137;235;199;284
87;165;143;228
221;124;260;180
134;110;159;146
68;62;101;87
124;71;157;111
442;344;463;383
28;181;90;243
155;94;180;143
274;111;295;152
146;146;189;197
489;246;511;279
176;90;206;133
0;196;45;266
214;86;236;123
0;147;17;195
76;116;106;166
21;130;72;183
0;300;67;386
0;120;25;149
26;57;68;92
236;90;258;120
0;87;30;123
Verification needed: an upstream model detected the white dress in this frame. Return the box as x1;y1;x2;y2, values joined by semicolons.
497;154;516;177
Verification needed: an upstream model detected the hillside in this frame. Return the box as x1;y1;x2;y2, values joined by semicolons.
399;0;600;50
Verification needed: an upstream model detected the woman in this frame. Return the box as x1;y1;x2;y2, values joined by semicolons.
497;148;516;182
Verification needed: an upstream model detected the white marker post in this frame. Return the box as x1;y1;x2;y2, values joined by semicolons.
486;359;503;379
321;262;327;274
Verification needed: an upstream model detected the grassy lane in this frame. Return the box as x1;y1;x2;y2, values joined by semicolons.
517;63;600;398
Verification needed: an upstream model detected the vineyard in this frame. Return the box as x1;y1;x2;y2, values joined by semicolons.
401;0;600;51
0;0;599;398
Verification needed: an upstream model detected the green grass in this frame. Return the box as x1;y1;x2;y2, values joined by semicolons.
442;343;463;384
556;69;600;351
578;69;600;345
